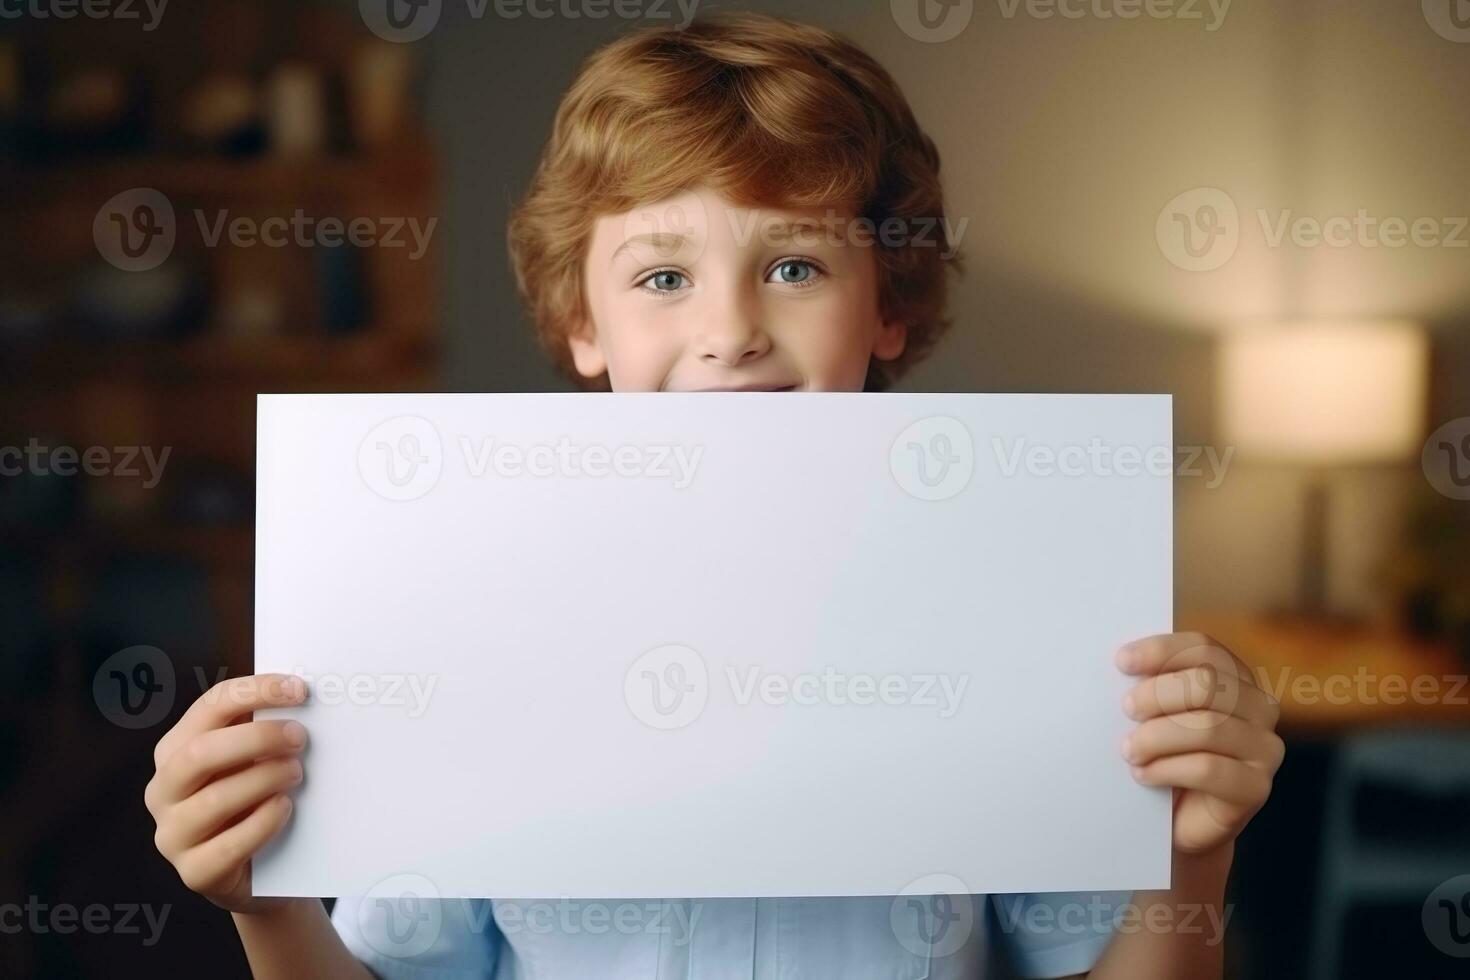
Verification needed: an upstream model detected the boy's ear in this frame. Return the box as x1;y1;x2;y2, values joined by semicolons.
566;318;608;378
872;319;908;362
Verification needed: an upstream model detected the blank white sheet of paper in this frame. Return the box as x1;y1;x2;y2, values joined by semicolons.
252;392;1173;899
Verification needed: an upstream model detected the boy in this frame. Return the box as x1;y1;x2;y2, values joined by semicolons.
145;13;1282;978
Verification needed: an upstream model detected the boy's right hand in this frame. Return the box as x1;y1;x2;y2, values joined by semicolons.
145;674;308;913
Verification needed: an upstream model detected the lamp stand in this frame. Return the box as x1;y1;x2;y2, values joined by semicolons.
1298;468;1329;618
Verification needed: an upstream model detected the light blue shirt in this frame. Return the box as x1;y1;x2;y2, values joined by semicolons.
331;890;1129;979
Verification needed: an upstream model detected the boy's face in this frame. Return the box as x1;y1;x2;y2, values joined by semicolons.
570;187;907;393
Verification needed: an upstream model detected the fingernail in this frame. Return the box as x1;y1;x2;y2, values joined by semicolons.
288;677;306;700
1116;648;1139;671
283;721;307;746
1120;736;1134;762
1122;693;1137;718
1131;766;1146;781
287;759;304;782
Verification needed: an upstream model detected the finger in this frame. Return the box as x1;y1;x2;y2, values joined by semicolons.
175;795;293;897
1124;665;1280;728
156;757;304;856
155;675;306;769
153;720;308;806
1116;633;1256;689
1124;714;1286;771
1130;751;1272;809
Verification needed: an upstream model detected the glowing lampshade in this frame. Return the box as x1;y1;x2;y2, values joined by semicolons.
1219;321;1428;466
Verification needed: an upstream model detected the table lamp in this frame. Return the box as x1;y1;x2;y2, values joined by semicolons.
1218;320;1428;617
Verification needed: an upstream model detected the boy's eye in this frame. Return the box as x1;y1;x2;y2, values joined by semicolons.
767;259;818;286
639;269;689;293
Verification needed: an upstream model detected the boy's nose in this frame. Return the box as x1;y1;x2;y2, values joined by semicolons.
695;302;771;367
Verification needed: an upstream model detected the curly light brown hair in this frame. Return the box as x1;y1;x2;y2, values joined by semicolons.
507;12;959;391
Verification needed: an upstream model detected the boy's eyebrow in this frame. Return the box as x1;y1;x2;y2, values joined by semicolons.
759;217;828;245
612;232;693;262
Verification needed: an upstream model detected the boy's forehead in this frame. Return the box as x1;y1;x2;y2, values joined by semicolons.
594;188;859;254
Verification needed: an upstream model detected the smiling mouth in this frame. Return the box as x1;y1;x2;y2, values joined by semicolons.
683;383;799;392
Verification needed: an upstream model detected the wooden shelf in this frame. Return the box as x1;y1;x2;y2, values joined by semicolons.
0;146;436;202
0;134;440;884
6;523;255;569
0;331;437;385
0;28;442;972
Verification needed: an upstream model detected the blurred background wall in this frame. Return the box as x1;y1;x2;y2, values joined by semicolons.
406;0;1470;619
3;0;1470;977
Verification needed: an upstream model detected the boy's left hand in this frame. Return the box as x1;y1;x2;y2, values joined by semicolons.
1116;632;1285;855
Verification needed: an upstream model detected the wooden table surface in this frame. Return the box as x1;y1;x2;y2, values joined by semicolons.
1178;614;1470;734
